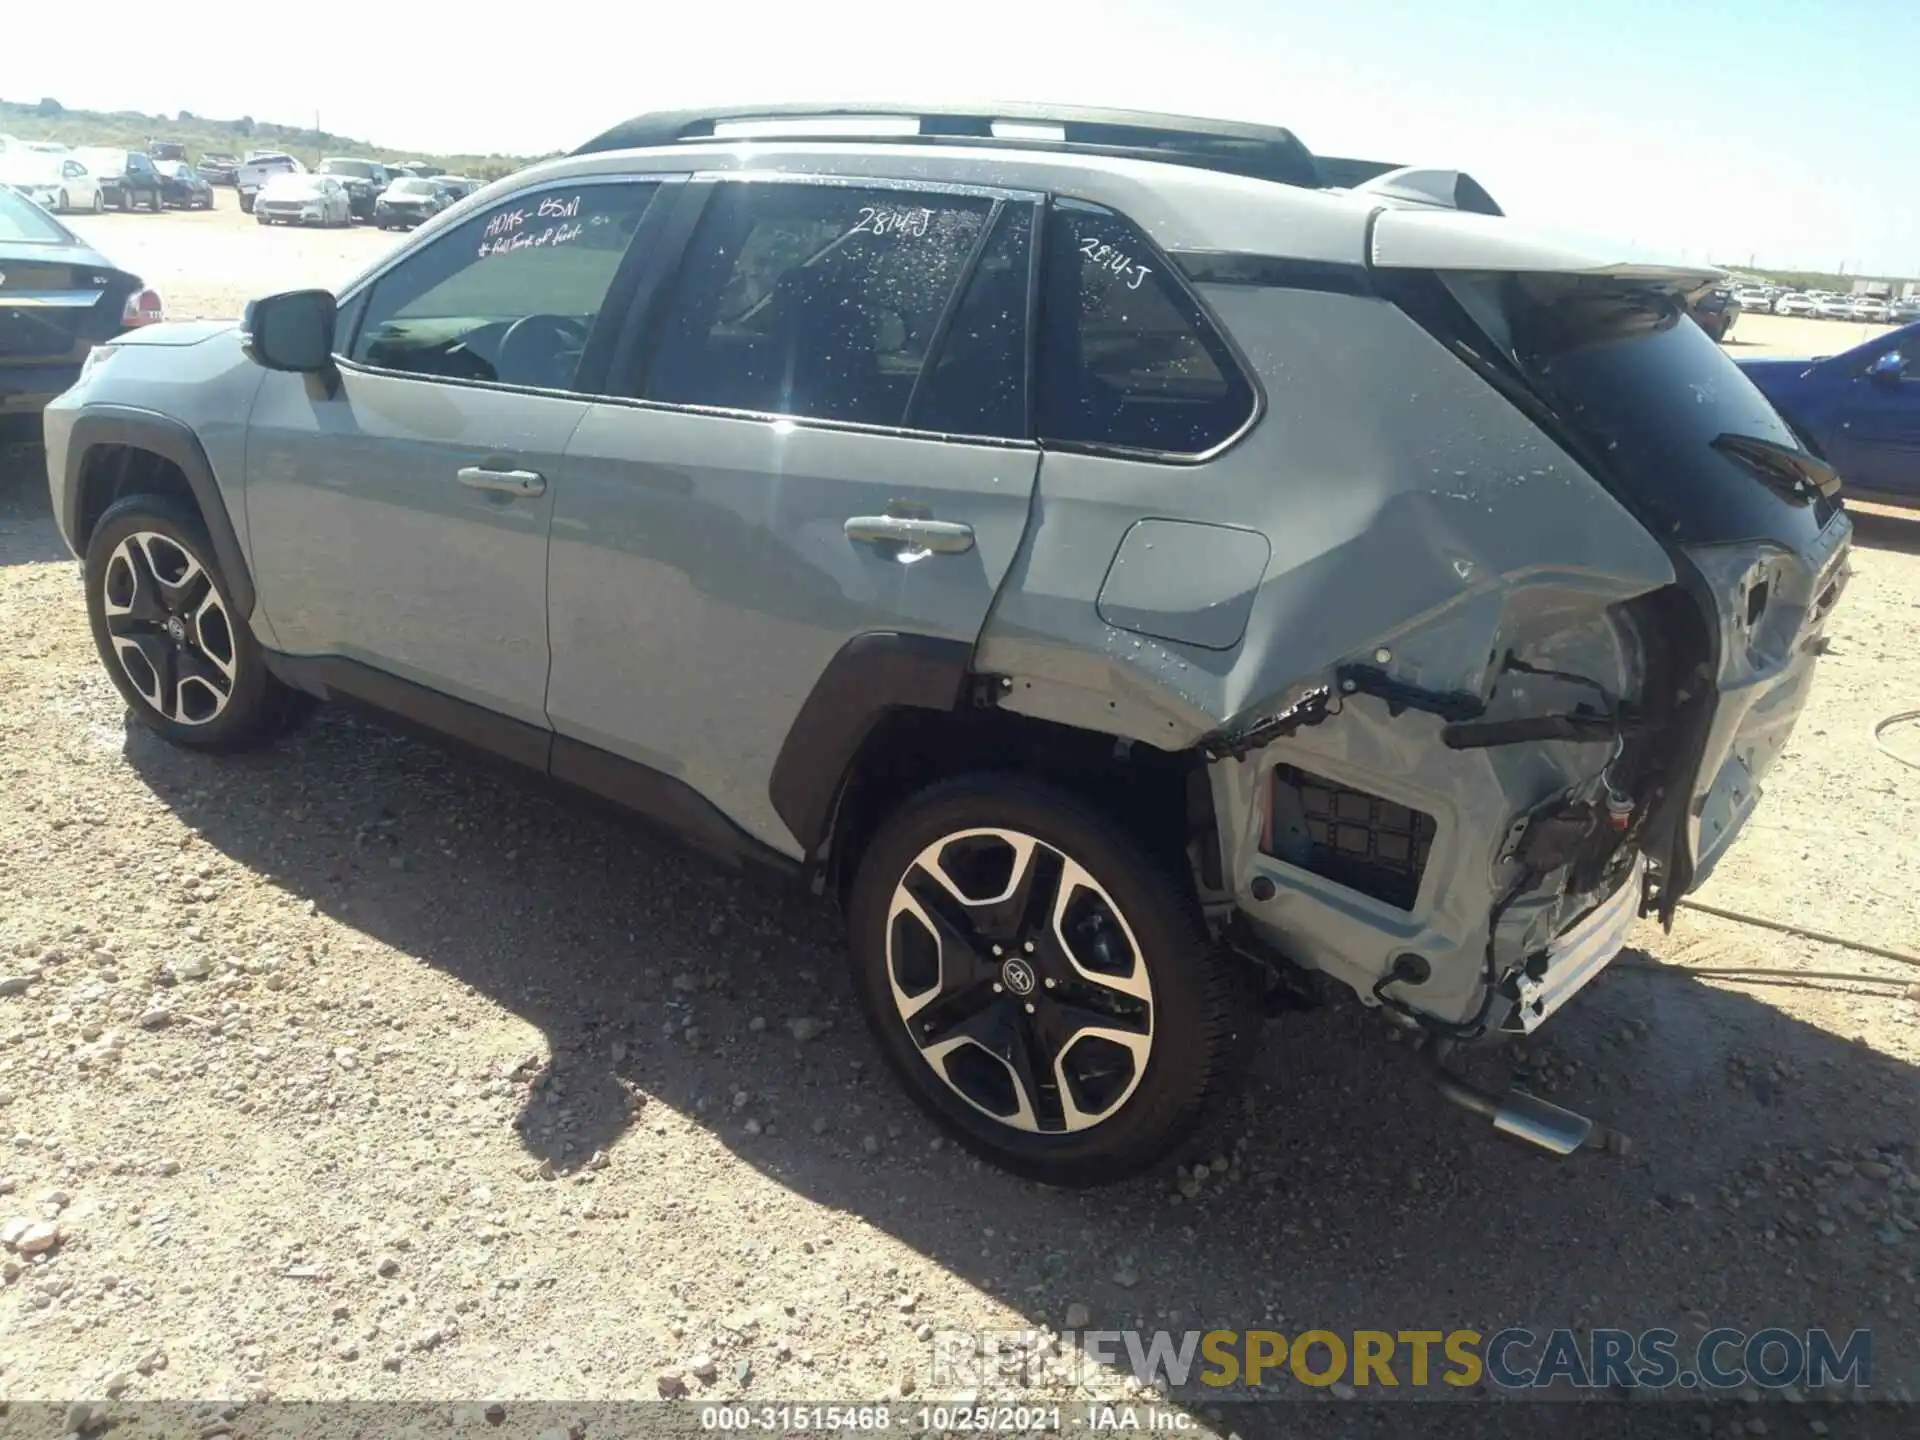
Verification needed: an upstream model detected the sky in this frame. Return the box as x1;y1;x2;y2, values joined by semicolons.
6;0;1917;274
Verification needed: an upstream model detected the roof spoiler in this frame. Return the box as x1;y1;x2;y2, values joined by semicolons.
1371;208;1724;291
1318;157;1504;217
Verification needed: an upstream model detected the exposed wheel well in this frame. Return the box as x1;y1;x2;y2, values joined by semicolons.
826;705;1221;910
77;445;200;545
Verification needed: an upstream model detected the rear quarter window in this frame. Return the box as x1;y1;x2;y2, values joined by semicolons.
1037;199;1255;457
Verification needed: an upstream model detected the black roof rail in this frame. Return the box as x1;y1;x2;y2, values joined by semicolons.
572;102;1325;190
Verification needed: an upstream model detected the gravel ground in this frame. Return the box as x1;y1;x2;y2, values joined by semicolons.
0;204;1917;1420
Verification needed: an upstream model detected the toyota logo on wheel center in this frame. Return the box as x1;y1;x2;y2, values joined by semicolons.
1000;957;1037;996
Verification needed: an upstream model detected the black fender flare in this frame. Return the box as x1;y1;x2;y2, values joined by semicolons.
64;406;257;619
768;631;973;858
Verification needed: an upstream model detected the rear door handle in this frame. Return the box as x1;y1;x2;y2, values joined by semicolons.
457;465;546;497
844;516;975;555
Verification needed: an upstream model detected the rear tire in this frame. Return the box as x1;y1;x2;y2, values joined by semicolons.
91;189;104;213
846;774;1258;1187
84;495;309;754
58;189;70;212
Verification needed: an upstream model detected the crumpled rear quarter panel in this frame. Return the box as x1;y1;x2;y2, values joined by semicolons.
978;284;1677;1014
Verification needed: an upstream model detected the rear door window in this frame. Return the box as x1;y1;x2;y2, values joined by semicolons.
905;202;1035;440
1037;199;1255;456
349;181;659;393
637;181;997;429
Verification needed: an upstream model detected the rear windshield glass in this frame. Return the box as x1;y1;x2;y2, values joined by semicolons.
393;179;437;196
0;187;74;243
1443;273;1839;544
322;160;379;178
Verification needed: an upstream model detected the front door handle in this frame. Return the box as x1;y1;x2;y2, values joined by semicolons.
457;465;547;497
844;516;975;555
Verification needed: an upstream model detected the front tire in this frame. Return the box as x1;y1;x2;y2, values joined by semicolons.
58;189;70;212
84;496;305;753
847;775;1257;1187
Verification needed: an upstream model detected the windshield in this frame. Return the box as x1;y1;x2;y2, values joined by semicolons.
155;161;189;178
392;179;437;196
1440;272;1840;546
0;186;76;243
76;148;126;173
321;159;379;179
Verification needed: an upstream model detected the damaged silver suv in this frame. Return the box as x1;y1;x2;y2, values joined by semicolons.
44;104;1851;1186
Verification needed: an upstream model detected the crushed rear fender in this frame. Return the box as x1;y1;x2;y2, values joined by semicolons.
975;283;1677;1029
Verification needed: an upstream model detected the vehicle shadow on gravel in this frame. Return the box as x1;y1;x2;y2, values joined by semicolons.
0;435;72;566
1848;507;1920;556
125;704;1920;1395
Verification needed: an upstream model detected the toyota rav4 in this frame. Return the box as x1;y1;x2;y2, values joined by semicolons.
43;104;1852;1186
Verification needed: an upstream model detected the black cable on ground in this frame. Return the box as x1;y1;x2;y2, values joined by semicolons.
1874;707;1920;770
1676;898;1920;969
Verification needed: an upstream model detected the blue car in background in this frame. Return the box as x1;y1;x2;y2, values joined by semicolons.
1739;321;1920;503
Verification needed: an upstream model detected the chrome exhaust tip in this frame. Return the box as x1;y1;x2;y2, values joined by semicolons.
1427;1042;1596;1156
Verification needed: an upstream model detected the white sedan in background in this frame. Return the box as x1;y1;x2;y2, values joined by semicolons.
1772;293;1820;317
0;153;103;213
1847;296;1892;322
253;173;353;227
1812;295;1858;319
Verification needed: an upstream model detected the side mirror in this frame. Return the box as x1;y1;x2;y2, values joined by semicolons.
243;289;337;374
1869;351;1906;386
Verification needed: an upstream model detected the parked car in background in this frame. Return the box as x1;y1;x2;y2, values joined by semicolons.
147;140;187;163
315;157;390;220
0;186;161;421
198;153;241;185
1689;287;1741;341
154;160;215;210
40;102;1853;1183
1892;297;1920;322
1732;288;1774;312
0;138;73;160
1813;295;1857;320
1740;321;1920;503
236;153;304;213
253;173;352;227
1774;293;1820;318
372;176;450;228
1847;296;1892;323
433;174;479;201
1;153;105;214
73;148;166;212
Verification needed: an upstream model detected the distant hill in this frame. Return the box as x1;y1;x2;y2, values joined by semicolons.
0;97;549;182
1718;262;1919;295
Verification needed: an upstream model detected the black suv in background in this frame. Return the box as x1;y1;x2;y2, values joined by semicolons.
76;149;166;212
198;153;240;185
315;157;391;221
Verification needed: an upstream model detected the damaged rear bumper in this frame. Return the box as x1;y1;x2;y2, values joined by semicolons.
1504;854;1643;1033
